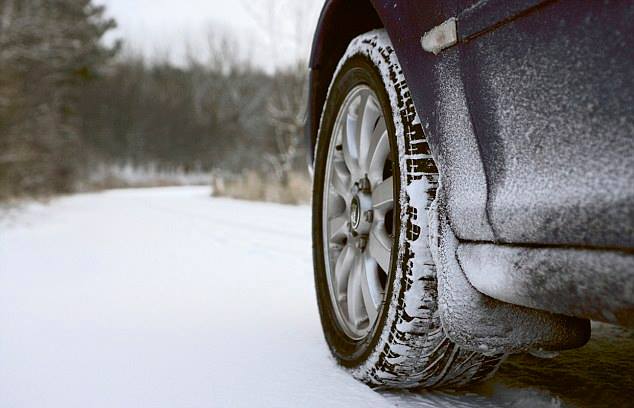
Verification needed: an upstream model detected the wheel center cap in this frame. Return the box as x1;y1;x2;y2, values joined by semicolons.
350;196;361;230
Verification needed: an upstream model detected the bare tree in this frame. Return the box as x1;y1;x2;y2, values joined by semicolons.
239;0;317;183
266;62;307;185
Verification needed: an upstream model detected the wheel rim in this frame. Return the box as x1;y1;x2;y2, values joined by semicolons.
322;85;395;340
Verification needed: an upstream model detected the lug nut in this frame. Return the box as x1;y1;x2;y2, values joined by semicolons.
357;235;368;251
358;176;371;193
364;210;374;223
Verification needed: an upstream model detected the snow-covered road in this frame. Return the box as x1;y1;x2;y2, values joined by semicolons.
1;187;630;408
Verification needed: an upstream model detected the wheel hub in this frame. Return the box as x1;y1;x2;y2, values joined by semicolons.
350;196;361;231
349;178;373;239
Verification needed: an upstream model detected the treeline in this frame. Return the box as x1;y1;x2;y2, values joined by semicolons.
78;53;308;177
0;0;309;200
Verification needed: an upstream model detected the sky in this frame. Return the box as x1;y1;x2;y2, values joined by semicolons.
95;0;323;71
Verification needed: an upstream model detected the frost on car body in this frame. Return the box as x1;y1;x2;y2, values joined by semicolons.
308;0;633;389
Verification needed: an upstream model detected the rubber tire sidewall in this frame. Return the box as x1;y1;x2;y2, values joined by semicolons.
313;55;401;366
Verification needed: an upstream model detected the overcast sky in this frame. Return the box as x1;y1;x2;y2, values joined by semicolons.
95;0;323;71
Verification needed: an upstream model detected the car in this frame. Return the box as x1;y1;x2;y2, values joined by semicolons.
307;0;634;388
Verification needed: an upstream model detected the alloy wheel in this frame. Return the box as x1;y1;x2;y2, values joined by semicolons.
322;85;395;340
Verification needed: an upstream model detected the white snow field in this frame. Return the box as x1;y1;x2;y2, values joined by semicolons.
2;187;623;408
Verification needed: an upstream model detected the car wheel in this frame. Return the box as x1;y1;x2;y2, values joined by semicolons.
312;29;504;388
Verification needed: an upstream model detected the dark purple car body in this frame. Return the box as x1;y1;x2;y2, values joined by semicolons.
307;0;634;333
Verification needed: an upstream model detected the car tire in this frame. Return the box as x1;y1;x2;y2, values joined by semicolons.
312;29;504;388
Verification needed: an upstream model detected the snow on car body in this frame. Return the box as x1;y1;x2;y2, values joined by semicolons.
308;0;634;388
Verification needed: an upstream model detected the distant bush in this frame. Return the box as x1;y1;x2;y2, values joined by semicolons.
211;171;311;205
79;163;212;191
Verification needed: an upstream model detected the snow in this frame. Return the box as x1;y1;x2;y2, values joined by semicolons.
457;242;634;326
0;187;573;407
420;18;457;55
0;187;390;408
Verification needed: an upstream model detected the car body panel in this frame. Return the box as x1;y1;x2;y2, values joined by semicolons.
459;0;634;248
457;0;551;40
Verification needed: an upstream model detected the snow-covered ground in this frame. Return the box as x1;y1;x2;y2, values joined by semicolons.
1;187;630;408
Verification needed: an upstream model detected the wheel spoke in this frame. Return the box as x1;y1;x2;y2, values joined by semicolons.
359;254;381;324
333;244;355;297
358;96;382;174
355;92;370;155
342;94;368;177
331;161;351;199
342;116;359;177
367;122;389;183
327;192;345;217
372;176;394;212
328;215;348;243
368;224;392;272
346;250;366;327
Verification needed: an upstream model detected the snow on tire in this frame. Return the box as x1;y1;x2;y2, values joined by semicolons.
312;29;504;388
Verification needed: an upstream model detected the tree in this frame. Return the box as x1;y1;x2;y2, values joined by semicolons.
266;62;308;185
0;0;117;198
240;0;315;183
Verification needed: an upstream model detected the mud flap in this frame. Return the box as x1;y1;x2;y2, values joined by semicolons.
429;185;590;355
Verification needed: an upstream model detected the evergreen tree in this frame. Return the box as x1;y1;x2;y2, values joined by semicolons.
0;0;117;198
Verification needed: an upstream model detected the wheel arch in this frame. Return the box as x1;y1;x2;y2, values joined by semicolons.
306;0;383;162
